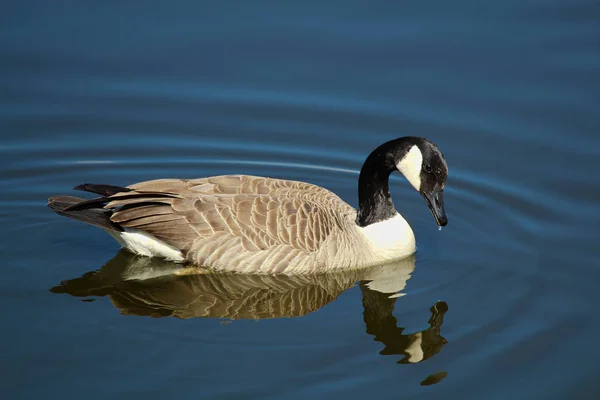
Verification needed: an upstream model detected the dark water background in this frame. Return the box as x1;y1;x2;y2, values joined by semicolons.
2;1;599;399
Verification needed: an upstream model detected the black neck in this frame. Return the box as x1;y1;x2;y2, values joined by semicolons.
355;144;396;227
355;138;416;227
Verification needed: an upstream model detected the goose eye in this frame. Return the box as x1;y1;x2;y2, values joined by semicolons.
424;164;432;173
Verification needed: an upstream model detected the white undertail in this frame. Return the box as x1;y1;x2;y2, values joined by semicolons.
107;228;185;262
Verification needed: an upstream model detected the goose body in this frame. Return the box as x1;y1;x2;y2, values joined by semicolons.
48;136;448;274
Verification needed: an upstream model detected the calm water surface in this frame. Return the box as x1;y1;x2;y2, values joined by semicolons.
2;1;599;399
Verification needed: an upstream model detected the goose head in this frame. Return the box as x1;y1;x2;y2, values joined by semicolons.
395;138;448;227
356;136;448;228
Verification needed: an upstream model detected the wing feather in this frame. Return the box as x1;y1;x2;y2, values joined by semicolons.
105;175;354;267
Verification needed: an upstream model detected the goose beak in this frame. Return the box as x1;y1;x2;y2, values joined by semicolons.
422;186;447;227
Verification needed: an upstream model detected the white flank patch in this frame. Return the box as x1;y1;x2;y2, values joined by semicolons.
107;228;185;262
359;214;416;259
396;145;423;191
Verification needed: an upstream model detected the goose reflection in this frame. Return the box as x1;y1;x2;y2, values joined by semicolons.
51;251;448;362
362;284;448;364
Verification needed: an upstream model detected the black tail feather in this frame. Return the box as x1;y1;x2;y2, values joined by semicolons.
47;196;123;231
47;196;87;213
63;192;177;212
63;196;111;212
49;184;180;231
73;183;132;197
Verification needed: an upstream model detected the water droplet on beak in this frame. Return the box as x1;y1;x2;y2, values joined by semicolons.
438;226;443;231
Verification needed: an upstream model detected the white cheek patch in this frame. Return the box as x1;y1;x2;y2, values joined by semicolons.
396;145;423;191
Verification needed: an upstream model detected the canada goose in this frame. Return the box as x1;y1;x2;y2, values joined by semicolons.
48;136;448;274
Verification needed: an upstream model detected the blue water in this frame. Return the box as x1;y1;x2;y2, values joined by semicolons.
2;1;599;399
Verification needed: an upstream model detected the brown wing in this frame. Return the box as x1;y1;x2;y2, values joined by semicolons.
106;175;354;263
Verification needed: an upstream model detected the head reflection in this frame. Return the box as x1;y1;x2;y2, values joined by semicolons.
361;282;448;364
